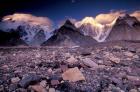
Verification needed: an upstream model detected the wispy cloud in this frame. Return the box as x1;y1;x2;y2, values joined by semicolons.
3;13;53;27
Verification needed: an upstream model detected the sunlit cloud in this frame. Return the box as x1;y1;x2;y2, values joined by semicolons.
95;10;125;24
3;13;53;27
130;11;140;21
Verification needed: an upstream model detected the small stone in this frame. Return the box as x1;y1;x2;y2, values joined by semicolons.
35;53;41;58
46;85;49;90
62;67;85;82
128;47;136;53
60;65;68;72
82;58;98;68
0;85;4;91
55;90;60;92
40;80;47;88
120;90;125;92
81;51;91;56
104;52;120;63
133;55;139;59
129;89;138;92
138;88;140;91
9;84;18;92
97;60;103;64
30;84;47;92
124;52;134;57
13;53;16;56
109;56;120;63
53;68;61;74
11;77;20;84
47;68;53;74
2;65;9;69
114;45;122;49
126;58;132;61
14;70;22;73
67;56;77;64
0;80;3;85
51;80;59;86
64;53;71;58
127;75;140;81
49;88;55;92
15;88;27;92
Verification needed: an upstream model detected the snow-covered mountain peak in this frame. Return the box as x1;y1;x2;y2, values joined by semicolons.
75;16;117;42
0;13;54;45
75;17;103;28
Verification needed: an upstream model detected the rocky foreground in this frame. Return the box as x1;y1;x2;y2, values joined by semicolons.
0;42;140;92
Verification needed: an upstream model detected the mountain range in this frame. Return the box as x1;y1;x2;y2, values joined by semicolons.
0;14;140;46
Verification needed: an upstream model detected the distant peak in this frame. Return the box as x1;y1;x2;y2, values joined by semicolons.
64;19;73;25
59;19;77;31
118;14;132;19
124;14;131;17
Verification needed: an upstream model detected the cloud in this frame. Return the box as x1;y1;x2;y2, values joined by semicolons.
130;11;140;21
95;10;125;24
2;13;53;27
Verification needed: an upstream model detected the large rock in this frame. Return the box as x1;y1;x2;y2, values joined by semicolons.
109;56;120;63
82;58;98;68
67;56;78;64
29;84;47;92
51;80;59;86
40;80;47;88
49;88;55;92
19;74;42;88
62;67;85;82
104;52;120;63
11;77;20;84
124;51;134;57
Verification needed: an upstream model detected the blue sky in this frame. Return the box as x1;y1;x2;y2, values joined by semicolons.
0;0;140;23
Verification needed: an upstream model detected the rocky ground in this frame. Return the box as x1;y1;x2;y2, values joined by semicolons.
0;42;140;92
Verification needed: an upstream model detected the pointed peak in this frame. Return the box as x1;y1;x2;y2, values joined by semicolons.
59;19;77;31
64;19;73;25
123;14;131;18
118;14;132;20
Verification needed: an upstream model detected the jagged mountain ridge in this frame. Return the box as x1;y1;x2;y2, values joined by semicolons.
0;14;140;46
106;14;140;42
75;14;140;43
42;20;97;46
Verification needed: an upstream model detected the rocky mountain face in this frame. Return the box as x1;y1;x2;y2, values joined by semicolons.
106;14;140;42
29;30;47;46
0;29;27;46
16;25;45;45
42;20;97;46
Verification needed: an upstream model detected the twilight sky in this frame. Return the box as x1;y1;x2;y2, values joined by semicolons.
0;0;140;24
